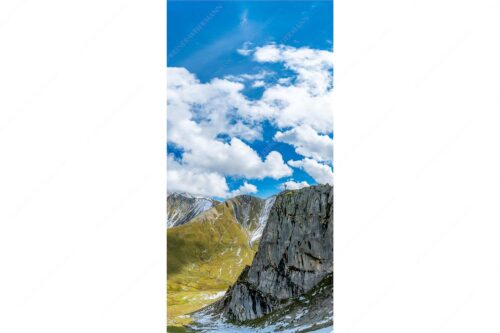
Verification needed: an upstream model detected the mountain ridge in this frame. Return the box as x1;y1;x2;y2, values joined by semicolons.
167;191;278;243
167;192;219;228
193;184;333;331
166;184;333;332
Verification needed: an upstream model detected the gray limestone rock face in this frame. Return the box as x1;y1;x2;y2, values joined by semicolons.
214;184;333;322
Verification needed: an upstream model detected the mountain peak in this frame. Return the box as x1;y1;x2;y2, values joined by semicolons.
167;191;210;200
209;183;333;326
167;192;218;228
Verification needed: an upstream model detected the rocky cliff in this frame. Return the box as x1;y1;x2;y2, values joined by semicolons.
212;184;333;323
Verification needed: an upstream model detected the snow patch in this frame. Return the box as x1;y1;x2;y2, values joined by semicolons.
250;196;276;243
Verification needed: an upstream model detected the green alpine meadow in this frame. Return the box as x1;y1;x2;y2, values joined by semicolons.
167;199;259;327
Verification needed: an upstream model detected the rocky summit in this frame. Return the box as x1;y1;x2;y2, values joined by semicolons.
212;184;333;324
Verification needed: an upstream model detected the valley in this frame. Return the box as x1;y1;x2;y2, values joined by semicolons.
167;185;333;332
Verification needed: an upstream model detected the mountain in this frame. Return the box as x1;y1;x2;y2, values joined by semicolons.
167;192;218;228
167;193;278;329
167;200;259;327
223;195;276;244
191;184;333;332
167;186;333;332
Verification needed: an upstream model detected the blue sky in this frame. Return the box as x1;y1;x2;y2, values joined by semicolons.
167;1;333;200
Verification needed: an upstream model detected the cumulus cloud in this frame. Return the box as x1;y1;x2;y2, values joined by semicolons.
168;155;263;198
181;138;292;179
250;44;334;182
167;43;333;196
167;155;229;198
288;159;333;185
252;80;266;88
231;181;258;196
253;44;333;96
279;180;309;190
239;44;334;133
167;66;292;197
275;125;333;162
262;86;333;133
167;67;263;142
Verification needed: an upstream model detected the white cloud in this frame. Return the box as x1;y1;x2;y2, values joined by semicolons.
167;67;262;144
279;180;309;190
237;48;252;56
181;137;292;179
252;80;266;88
277;77;292;85
238;43;334;133
252;44;334;182
167;155;229;198
167;156;263;198
274;125;333;162
288;158;333;185
167;43;334;196
237;41;253;56
262;85;333;133
231;181;258;196
253;44;333;95
224;70;272;83
167;67;292;197
253;44;281;62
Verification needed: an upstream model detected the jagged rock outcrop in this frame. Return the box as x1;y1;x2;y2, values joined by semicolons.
167;192;218;228
213;184;333;322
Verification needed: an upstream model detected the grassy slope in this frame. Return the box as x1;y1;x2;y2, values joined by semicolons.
167;204;257;327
